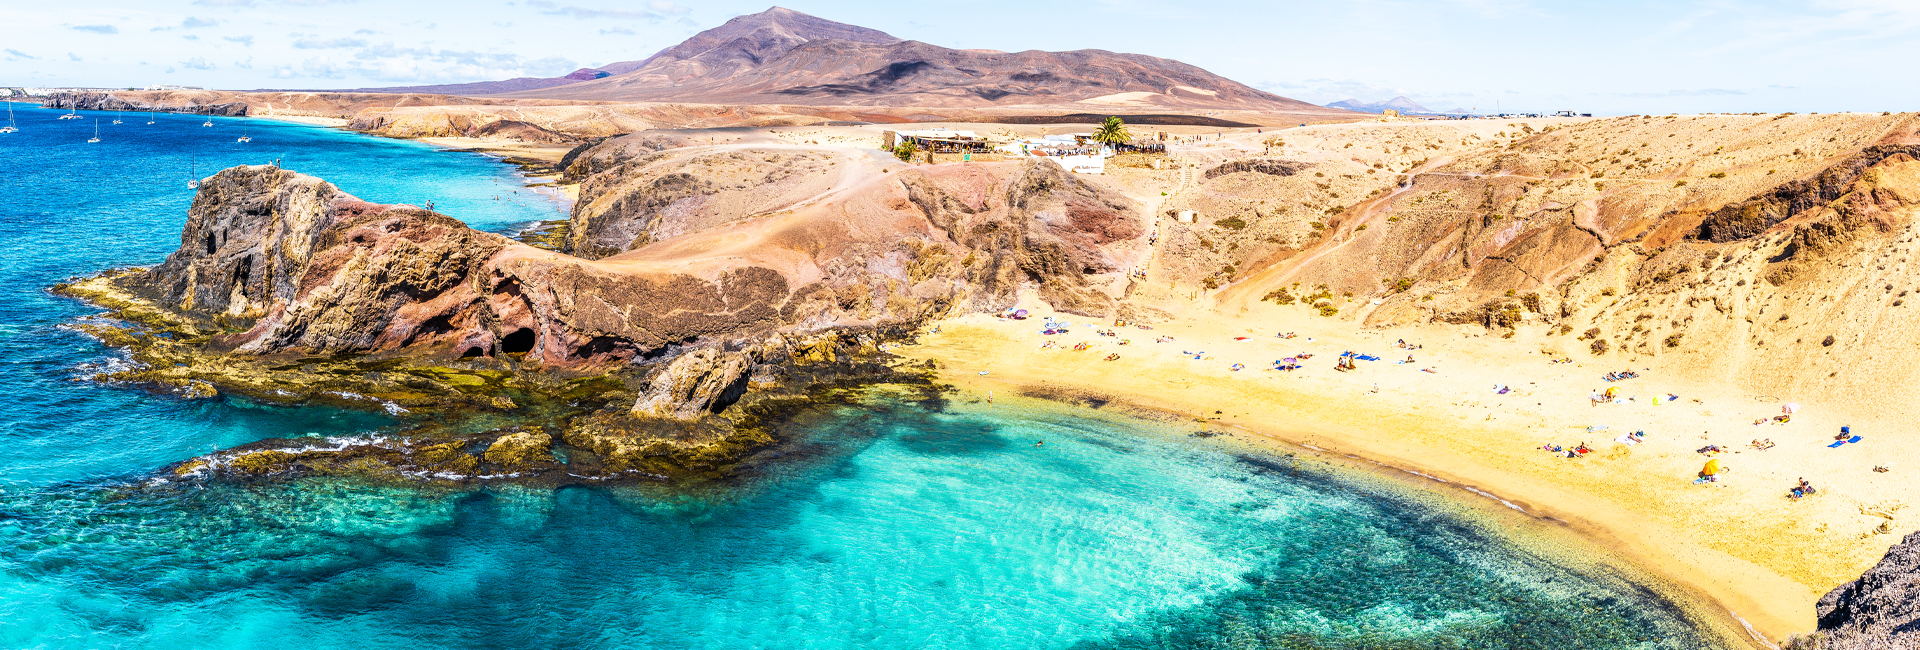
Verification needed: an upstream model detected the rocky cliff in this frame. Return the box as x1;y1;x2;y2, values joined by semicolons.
62;149;1143;480
1789;530;1920;649
44;91;249;116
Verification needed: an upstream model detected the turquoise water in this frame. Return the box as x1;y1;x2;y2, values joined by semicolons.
0;104;1720;649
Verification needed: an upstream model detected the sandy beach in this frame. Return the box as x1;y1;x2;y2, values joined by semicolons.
897;296;1916;647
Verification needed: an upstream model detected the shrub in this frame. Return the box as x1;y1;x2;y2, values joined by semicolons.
1214;217;1247;230
1709;172;1726;179
1590;338;1609;355
1263;288;1297;304
893;140;918;162
1318;304;1340;317
1665;333;1684;348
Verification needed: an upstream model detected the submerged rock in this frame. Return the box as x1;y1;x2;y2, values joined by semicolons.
484;429;555;469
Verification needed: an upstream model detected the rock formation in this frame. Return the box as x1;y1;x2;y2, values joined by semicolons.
64;142;1144;480
1790;530;1920;649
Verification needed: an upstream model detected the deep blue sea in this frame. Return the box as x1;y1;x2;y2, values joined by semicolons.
0;103;1722;649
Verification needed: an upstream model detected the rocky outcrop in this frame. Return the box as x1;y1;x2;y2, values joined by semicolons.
43;92;248;116
483;429;555;470
1790;531;1920;649
65;152;1138;481
631;347;757;421
1691;145;1920;243
122;165;797;367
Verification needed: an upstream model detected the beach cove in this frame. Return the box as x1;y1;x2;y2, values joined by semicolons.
902;296;1920;646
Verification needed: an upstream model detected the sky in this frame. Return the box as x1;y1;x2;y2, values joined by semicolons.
3;0;1918;114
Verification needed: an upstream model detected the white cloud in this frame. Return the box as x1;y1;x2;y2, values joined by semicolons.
293;37;368;49
4;49;37;60
72;24;120;34
181;56;216;70
532;0;687;20
224;35;255;45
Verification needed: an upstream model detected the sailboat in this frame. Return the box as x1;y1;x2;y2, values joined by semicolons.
202;117;213;127
58;107;82;120
187;156;200;190
237;133;251;143
146;111;155;125
1;102;17;133
111;109;122;125
87;119;100;143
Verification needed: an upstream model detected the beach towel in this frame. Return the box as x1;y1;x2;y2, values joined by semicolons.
1614;435;1639;445
1828;441;1846;448
1850;435;1862;444
1357;355;1381;361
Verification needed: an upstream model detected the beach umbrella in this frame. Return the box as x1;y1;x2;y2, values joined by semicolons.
1783;403;1801;414
1701;459;1723;476
1013;309;1028;318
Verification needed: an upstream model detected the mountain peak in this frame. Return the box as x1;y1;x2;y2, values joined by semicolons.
599;6;900;75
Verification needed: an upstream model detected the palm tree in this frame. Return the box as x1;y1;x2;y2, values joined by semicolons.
1092;116;1131;149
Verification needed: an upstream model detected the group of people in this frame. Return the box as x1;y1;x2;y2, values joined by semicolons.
1541;442;1596;458
1602;370;1641;382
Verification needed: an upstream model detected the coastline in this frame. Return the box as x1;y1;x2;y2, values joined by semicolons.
951;388;1767;649
894;305;1896;647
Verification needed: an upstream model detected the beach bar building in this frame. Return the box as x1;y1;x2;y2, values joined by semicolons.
883;129;998;154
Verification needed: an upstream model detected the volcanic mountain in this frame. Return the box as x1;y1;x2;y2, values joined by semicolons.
371;7;1328;111
1325;96;1436;114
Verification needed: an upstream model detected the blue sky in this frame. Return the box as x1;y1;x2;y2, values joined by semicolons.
2;0;1916;114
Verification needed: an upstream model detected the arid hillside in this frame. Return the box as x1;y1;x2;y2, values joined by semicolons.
1144;112;1920;408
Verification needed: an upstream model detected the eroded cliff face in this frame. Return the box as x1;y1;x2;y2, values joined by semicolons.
561;136;1147;316
1790;530;1920;649
125;166;792;367
44;91;249;116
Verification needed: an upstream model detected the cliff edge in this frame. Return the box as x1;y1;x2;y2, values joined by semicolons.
1791;531;1920;649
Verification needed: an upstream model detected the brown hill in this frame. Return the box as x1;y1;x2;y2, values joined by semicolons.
595;6;902;76
493;7;1320;111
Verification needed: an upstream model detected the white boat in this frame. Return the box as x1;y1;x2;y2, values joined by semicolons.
146;111;154;125
0;103;17;133
187;156;199;189
202;118;213;127
237;134;251;143
87;119;100;143
111;110;123;125
57;107;82;120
